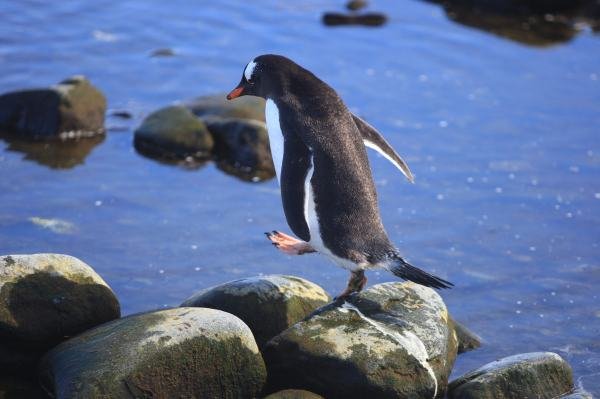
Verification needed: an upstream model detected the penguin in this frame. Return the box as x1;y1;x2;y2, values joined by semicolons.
227;54;452;298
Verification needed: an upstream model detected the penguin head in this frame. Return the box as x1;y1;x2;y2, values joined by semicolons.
227;54;302;100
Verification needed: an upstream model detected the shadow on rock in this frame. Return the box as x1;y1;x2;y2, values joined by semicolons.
424;0;600;46
0;132;104;169
0;375;48;399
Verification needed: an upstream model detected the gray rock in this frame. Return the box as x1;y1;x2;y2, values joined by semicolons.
39;307;267;399
0;254;120;367
448;352;574;399
181;275;330;348
263;282;458;398
560;389;594;398
450;317;482;354
133;105;214;161
0;76;106;139
206;117;275;181
263;390;324;399
186;94;265;122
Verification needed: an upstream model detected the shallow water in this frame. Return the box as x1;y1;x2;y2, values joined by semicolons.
1;0;599;394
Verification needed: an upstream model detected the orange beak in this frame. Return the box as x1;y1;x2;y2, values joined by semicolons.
226;86;244;100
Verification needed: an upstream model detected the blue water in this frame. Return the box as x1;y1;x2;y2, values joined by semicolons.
1;0;599;394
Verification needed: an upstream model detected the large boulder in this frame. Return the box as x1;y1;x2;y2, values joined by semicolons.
39;307;267;399
181;275;330;348
205;117;275;181
0;254;120;371
262;282;458;398
186;94;265;122
448;352;574;399
133;105;214;162
0;76;106;139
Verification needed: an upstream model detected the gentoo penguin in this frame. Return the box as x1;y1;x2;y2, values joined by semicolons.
227;54;452;298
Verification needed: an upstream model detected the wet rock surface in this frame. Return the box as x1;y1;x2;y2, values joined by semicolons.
263;389;324;399
39;307;267;399
448;352;574;399
322;12;388;26
262;282;458;398
0;253;120;371
560;389;594;398
133;105;214;162
0;76;106;139
206;117;275;181
186;94;265;122
181;275;330;348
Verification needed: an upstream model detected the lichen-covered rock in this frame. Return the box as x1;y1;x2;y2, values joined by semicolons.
0;76;106;139
448;352;574;399
39;307;267;399
450;317;481;354
263;389;324;399
263;282;458;398
186;94;265;122
133;105;214;161
181;275;330;348
0;254;120;347
206;117;275;181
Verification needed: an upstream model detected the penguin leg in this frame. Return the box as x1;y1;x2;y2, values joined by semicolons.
335;270;368;300
265;231;316;255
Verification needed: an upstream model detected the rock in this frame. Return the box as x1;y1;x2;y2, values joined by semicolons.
133;105;214;161
0;76;106;139
0;254;120;371
560;389;594;398
263;390;324;399
263;282;458;398
346;0;368;11
448;352;574;399
205;117;275;181
450;317;482;354
0;375;47;399
149;48;175;57
186;94;265;122
322;12;387;27
39;307;267;399
181;275;330;348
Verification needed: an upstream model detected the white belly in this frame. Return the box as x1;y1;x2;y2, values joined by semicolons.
265;99;284;185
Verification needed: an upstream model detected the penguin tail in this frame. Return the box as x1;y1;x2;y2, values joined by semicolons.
388;253;453;289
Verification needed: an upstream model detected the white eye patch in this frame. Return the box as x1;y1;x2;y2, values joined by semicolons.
244;60;257;81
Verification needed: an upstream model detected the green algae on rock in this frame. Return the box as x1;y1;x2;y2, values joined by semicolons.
181;275;331;348
448;352;574;399
262;281;458;399
39;307;266;399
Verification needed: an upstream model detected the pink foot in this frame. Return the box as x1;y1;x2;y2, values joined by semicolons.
265;231;316;255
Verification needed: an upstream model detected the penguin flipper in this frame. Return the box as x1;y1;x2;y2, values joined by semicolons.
352;114;414;183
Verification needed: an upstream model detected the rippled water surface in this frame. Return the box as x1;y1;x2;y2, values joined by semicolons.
1;0;599;393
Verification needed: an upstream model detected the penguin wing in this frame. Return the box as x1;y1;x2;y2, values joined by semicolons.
352;114;414;183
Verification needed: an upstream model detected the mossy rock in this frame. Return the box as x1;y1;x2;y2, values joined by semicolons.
263;389;324;399
0;254;120;371
206;117;275;181
181;275;330;348
448;352;574;399
0;76;106;139
186;94;265;122
39;307;267;399
262;282;458;398
133;105;214;161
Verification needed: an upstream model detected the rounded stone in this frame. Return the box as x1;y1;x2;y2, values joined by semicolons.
39;307;267;399
133;105;214;161
450;317;481;354
264;389;324;399
448;352;574;399
181;275;331;348
262;282;458;398
186;94;265;122
0;254;120;344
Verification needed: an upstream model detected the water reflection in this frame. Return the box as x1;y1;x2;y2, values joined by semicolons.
426;0;600;46
0;133;104;169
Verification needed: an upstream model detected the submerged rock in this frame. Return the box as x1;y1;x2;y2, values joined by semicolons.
0;76;106;139
181;275;330;348
264;390;324;399
0;254;120;345
206;117;275;181
133;105;214;161
186;94;265;122
39;307;266;399
448;352;574;399
346;0;368;11
322;12;388;27
263;282;458;398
